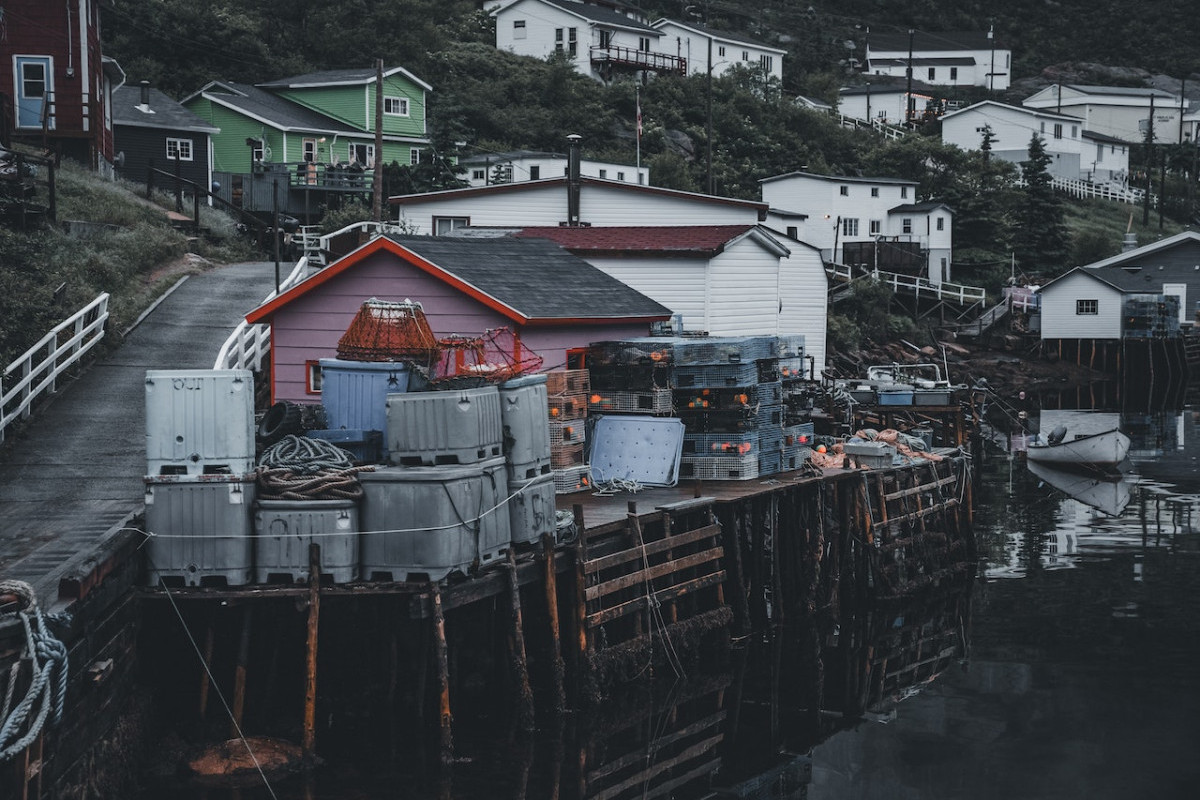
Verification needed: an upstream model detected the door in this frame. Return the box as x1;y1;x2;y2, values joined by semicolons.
13;56;53;129
1162;283;1188;325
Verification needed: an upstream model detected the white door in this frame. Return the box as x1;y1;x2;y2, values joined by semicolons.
1162;283;1188;325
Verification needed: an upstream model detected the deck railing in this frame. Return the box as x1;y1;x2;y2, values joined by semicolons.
213;257;311;372
590;45;686;74
1;293;109;442
1049;176;1150;206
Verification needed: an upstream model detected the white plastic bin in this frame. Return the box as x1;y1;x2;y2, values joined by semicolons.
254;499;359;584
499;374;552;473
506;472;557;545
143;474;255;586
359;457;510;582
145;369;255;476
386;386;503;466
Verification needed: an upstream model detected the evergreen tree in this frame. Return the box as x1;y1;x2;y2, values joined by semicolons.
1012;134;1069;275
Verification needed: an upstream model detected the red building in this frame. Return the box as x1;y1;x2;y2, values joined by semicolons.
0;0;124;171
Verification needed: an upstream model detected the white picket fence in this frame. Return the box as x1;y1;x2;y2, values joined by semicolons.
827;263;987;306
1;293;110;443
1051;176;1149;205
836;114;910;141
213;257;312;372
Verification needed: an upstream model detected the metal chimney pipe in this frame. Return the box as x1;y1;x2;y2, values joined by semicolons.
566;134;582;226
140;80;150;107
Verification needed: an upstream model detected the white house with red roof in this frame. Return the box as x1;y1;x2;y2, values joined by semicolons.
512;224;828;372
389;175;767;234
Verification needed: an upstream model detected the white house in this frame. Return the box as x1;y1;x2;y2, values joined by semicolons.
650;19;785;83
837;77;938;125
458;149;648;187
1023;85;1189;144
389;176;767;235
760;172;953;285
866;29;1011;91
512;224;827;371
493;0;685;82
1036;230;1200;341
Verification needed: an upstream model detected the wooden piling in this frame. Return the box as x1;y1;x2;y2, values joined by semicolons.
505;549;536;732
303;543;322;760
431;582;454;766
230;604;253;738
542;533;566;715
198;612;215;721
572;503;590;662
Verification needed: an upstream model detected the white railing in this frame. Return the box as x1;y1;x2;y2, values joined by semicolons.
318;220;407;254
296;225;326;266
873;270;987;305
1049;176;1149;206
1004;286;1040;312
825;262;855;282
1;293;109;443
836;113;910;141
213;257;312;372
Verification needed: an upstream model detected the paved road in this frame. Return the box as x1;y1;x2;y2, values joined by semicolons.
0;262;277;595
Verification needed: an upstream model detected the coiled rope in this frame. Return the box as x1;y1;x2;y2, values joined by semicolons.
0;580;69;762
256;435;375;501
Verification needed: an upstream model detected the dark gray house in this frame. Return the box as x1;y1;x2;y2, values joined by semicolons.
112;82;218;191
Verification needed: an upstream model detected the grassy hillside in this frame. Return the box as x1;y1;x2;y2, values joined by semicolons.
0;157;256;368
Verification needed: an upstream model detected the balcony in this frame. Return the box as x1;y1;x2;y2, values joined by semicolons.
590;45;686;75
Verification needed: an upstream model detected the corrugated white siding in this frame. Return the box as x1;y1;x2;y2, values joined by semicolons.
1039;272;1123;340
395;184;761;233
706;237;781;334
778;246;827;374
586;256;707;327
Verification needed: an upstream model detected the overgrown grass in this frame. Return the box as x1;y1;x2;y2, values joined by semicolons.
1064;197;1189;268
0;157;259;368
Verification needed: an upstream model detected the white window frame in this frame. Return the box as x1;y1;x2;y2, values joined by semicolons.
302;137;318;163
936;217;944;231
384;96;409;117
870;187;880;197
839;185;849;196
841;218;859;236
350;143;375;167
869;220;882;235
900;186;909;198
433;216;470;236
902;218;913;234
718;46;726;57
471;168;485;181
165;137;194;161
410;148;420;165
513;20;527;39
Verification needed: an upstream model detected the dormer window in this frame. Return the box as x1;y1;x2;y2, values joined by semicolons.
384;96;408;116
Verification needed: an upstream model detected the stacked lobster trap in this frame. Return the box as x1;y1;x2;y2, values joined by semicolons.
545;369;591;493
585;335;815;481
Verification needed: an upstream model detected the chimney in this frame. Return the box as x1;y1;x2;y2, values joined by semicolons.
136;80;153;113
566;133;582;226
1122;232;1138;252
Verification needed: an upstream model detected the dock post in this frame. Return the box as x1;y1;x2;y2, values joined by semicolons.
542;532;566;715
505;549;536;732
303;543;322;760
571;504;590;681
432;582;454;766
230;604;253;738
198;611;215;721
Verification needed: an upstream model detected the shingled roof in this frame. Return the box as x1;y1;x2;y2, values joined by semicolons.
531;0;659;34
112;85;218;133
197;81;361;133
869;31;1002;52
246;235;671;325
515;224;769;257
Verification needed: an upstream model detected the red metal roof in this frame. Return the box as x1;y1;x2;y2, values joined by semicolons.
515;224;757;256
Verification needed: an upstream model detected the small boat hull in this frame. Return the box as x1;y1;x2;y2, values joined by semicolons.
1027;460;1133;516
1025;429;1130;469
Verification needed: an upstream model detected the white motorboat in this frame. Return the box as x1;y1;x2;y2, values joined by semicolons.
1025;426;1131;469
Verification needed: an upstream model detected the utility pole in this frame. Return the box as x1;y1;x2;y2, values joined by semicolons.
987;24;996;93
1179;78;1187;145
372;58;384;223
706;31;714;194
1159;148;1166;229
1144;94;1155;226
905;29;914;124
865;80;871;123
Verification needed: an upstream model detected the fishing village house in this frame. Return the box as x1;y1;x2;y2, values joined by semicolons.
112;82;219;191
865;29;1012;91
386;172;828;372
836;77;940;126
492;0;686;81
245;235;671;405
649;19;786;83
941;101;1131;185
760;171;953;286
1036;230;1200;344
1022;85;1190;144
0;0;125;173
459;149;647;187
181;67;432;218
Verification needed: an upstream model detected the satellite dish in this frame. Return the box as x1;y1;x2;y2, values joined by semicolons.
114;151;126;168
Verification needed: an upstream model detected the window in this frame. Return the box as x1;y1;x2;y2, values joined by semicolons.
306;361;323;394
1096;143;1104;161
870;187;879;198
20;61;47;101
839;185;849;196
166;137;193;161
617;171;625;181
950;67;958;81
638;172;645;185
599;169;607;178
902;218;913;234
639;37;651;52
1053;123;1063;140
251;140;265;162
513;20;526;39
786;226;798;238
409;148;420;165
900;186;908;198
760;55;773;72
1071;125;1078;138
742;50;749;61
433;216;469;236
936;217;944;231
383;96;408;116
928;67;936;80
1040;121;1046;133
1076;299;1098;315
718;46;726;57
569;28;578;56
555;28;564;51
302;138;317;163
472;168;485;181
529;165;540;179
841;218;859;236
869;220;882;235
350;143;374;167
599;30;612;48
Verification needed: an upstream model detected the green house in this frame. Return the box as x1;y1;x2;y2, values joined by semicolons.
182;66;432;219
